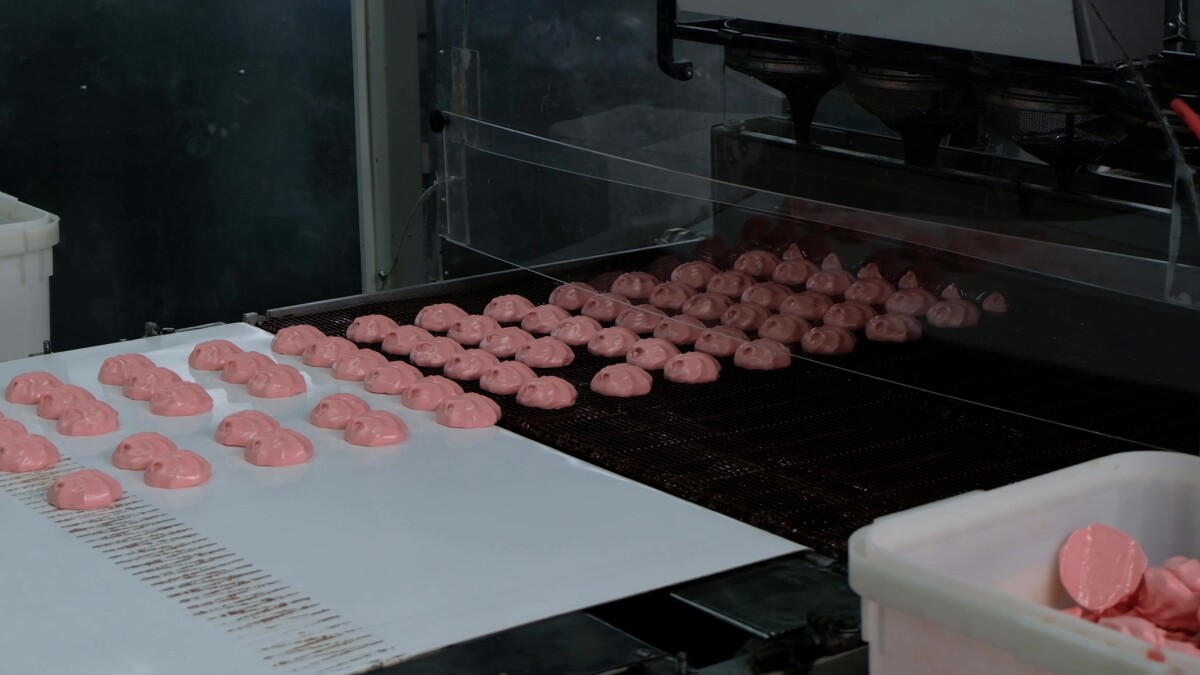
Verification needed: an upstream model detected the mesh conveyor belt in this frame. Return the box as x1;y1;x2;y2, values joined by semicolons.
259;263;1194;559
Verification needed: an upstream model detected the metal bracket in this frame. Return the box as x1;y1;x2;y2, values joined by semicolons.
657;0;695;80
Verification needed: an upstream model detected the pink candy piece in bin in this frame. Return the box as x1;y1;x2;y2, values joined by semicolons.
214;411;281;447
1058;524;1148;613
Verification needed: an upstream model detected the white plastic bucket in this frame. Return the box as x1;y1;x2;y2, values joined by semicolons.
0;192;59;362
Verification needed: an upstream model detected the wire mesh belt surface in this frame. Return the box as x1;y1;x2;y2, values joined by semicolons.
260;260;1194;558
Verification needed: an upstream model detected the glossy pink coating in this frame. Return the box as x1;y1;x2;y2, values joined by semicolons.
0;435;60;473
344;410;410;447
721;303;772;332
695;326;750;357
271;325;326;356
48;469;123;510
246;364;308;398
805;270;856;296
145;450;212;489
927;299;982;328
112;432;178;470
244;429;315;467
414;303;469;332
581;292;631;323
148;382;214;417
758;314;812;343
857;263;884;280
884;288;938;317
410;337;466;368
591;364;653;397
364;362;425;395
741;282;790;309
1059;523;1148;612
800;326;857;355
780;292;834;321
517;337;576;368
772;259;819;286
521;305;572;334
982;292;1009;314
309;393;372;430
671;261;720;289
448;315;503;346
681;292;734;321
301;336;358;368
548;282;598;311
781;243;807;261
1163;557;1200;593
436;393;502;429
1097;616;1165;647
98;353;155;385
625;338;680;371
479;362;538;395
587;326;642;358
484;294;537;323
36;385;97;420
401;375;465;411
734;338;792;370
479;326;536;358
220;353;274;385
664;352;721;384
443;349;501;381
5;371;63;404
0;419;28;439
940;283;963;300
551;316;603;346
346;314;400;344
653;316;705;345
733;250;781;277
611;271;659;300
122;366;183;402
381;325;435;356
616;304;667;335
515;376;577;410
845;278;896;305
331;349;388;381
214;410;281;447
824;301;878;330
1137;567;1200;631
649;281;698;311
707;271;755;298
188;340;243;371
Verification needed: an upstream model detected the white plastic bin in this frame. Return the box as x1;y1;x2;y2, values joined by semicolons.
0;192;59;362
849;451;1200;675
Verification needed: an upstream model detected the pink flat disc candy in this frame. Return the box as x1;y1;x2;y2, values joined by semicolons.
6;371;63;404
671;261;720;289
521;305;572;335
331;348;388;381
884;288;938;317
436;393;502;429
244;429;315;467
611;272;659;300
484;294;536;323
149;382;214;417
733;250;781;278
113;432;178;470
551;316;603;346
653;316;705;346
734;338;792;370
823;301;878;330
0;418;28;439
48;469;123;510
346;314;400;344
801;326;857;355
664;352;721;384
410;337;466;368
364;362;424;395
516;337;576;369
721;302;773;332
591;364;653;398
414;303;469;332
59;401;121;436
37;385;96;420
516;376;577;410
1059;524;1149;613
124;367;184;400
381;325;434;356
480;362;538;395
615;304;667;335
309;393;372;430
444;349;501;381
548;282;597;311
587;327;641;358
681;292;734;322
401;375;465;411
188;340;243;371
246;364;308;399
448;315;503;346
626;338;680;371
301;336;358;368
649;281;697;311
1137;567;1200;631
219;353;274;385
780;291;833;321
759;314;811;344
98;353;155;385
581;292;631;323
214;411;281;447
695;326;749;358
479;326;535;358
707;271;755;299
866;313;923;343
741;282;791;310
0;435;60;473
927;299;982;328
344;411;409;447
144;450;212;489
272;324;326;355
